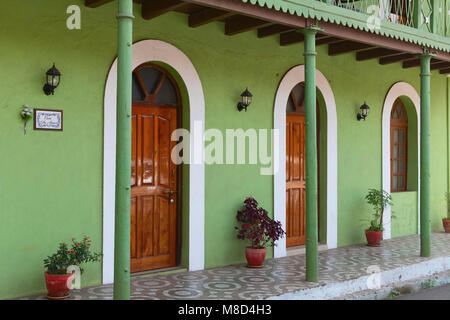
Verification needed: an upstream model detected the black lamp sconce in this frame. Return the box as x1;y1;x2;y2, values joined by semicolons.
237;88;253;112
43;63;61;96
357;102;370;121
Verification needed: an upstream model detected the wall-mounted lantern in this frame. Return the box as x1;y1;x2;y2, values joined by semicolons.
43;63;61;96
357;102;370;121
237;88;253;112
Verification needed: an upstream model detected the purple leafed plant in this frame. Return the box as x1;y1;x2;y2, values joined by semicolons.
235;197;285;249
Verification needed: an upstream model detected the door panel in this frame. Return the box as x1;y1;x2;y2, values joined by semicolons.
158;116;171;188
131;105;177;273
141;115;155;186
286;115;306;247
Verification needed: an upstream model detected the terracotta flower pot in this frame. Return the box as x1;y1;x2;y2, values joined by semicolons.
443;219;450;233
245;247;266;268
44;272;74;300
365;230;383;247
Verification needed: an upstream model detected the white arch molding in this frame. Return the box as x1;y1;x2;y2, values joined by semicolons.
102;40;205;284
274;65;338;258
382;82;420;240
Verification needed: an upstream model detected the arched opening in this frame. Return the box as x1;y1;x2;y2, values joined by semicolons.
382;82;420;240
285;83;325;247
102;40;205;284
274;65;338;258
130;62;183;273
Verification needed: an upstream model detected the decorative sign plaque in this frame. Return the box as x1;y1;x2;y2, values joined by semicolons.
34;109;63;131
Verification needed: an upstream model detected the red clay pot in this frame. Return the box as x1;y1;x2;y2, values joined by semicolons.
245;247;266;268
443;219;450;233
365;230;383;247
44;272;74;300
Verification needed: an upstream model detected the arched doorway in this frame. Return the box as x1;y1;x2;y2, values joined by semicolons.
285;82;320;247
130;63;181;272
102;40;205;284
273;65;338;258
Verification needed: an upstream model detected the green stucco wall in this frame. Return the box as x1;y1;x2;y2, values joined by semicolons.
391;192;419;237
0;0;449;299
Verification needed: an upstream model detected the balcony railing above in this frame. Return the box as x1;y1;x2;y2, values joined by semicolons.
324;0;449;36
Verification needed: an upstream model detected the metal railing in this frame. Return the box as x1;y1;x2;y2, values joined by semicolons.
323;0;450;36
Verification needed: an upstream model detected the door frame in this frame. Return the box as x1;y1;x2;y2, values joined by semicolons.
273;65;338;258
102;40;205;284
131;62;184;268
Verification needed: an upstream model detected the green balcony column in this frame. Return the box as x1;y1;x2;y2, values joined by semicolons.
303;25;321;282
419;51;433;258
430;0;439;33
114;0;134;300
413;0;421;29
447;77;450;203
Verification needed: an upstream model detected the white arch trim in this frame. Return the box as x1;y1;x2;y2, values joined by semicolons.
102;40;205;284
274;65;338;258
382;82;420;240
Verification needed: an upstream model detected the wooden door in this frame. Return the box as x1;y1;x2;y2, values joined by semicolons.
286;115;306;246
131;104;178;273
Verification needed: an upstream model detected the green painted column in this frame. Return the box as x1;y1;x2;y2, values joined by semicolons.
447;77;450;207
419;51;433;258
114;0;134;300
303;26;321;282
430;0;439;33
412;0;421;29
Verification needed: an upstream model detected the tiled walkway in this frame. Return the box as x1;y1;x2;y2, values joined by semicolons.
20;233;450;300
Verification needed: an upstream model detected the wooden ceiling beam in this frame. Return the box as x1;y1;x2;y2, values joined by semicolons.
379;53;415;65
257;25;295;38
328;41;374;56
85;0;114;8
431;62;450;71
225;15;271;35
142;0;186;20
440;68;450;74
316;37;343;46
356;48;402;61
403;58;440;68
189;8;233;27
280;31;304;46
280;33;330;46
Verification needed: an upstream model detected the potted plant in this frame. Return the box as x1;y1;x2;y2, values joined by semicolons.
443;192;450;233
43;236;102;299
235;197;285;268
364;189;393;246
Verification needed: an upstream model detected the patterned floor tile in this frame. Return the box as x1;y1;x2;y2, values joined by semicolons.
19;233;450;300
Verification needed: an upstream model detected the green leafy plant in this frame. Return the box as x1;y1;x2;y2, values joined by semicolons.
365;189;393;232
421;279;437;289
388;289;401;299
44;236;102;275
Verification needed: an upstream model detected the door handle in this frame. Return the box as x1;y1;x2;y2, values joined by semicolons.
164;190;177;203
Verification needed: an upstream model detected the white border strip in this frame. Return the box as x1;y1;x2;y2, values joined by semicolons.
102;40;205;284
381;82;420;239
274;65;338;258
268;255;450;300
